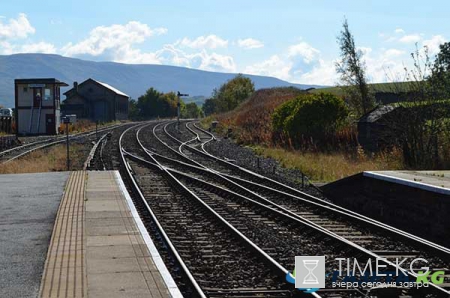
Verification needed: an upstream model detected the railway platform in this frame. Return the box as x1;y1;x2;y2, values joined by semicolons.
322;170;450;248
0;170;179;298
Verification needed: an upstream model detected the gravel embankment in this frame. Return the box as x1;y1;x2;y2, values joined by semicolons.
204;135;326;199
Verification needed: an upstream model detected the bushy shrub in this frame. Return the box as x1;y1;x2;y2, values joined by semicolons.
272;92;349;147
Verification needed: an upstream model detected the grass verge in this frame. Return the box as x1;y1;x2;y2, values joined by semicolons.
0;143;89;174
252;146;405;183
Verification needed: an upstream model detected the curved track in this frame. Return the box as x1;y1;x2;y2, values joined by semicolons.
115;120;450;297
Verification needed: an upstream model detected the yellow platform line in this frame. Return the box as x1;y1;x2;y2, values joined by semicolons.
39;171;87;298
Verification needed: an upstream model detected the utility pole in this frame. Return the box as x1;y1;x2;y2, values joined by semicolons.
177;91;189;131
63;117;70;171
95;120;99;141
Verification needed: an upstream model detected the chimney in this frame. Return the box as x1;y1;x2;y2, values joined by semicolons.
73;81;78;92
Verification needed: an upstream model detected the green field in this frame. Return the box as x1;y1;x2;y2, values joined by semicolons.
310;81;415;96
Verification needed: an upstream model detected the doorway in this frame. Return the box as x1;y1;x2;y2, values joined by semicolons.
45;114;55;135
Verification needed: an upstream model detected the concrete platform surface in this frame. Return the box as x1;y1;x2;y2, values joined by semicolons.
364;171;450;195
40;171;179;298
0;172;70;298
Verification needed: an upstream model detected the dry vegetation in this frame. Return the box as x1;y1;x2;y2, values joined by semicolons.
252;146;404;182
204;87;407;182
214;87;305;144
0;143;89;174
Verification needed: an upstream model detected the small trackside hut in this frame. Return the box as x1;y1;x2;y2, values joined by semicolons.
15;78;68;136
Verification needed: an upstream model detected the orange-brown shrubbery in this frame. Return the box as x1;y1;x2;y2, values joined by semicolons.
216;87;305;144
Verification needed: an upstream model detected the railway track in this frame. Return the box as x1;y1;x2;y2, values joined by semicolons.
120;123;302;297
142;120;450;296
0;123;125;164
102;119;450;297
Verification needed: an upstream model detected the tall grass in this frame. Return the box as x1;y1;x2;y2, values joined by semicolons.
253;146;404;182
0;143;87;174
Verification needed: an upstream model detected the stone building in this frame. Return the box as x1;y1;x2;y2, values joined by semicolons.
63;78;129;122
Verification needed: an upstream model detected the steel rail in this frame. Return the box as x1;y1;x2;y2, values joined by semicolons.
1;123;125;164
158;120;450;295
172;121;450;257
166;166;450;295
137;123;319;298
139;121;448;296
119;124;207;298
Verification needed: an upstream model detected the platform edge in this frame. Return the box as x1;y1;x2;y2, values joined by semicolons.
113;170;183;298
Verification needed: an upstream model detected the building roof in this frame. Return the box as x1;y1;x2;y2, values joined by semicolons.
63;78;129;98
91;79;129;97
359;105;396;123
14;78;69;86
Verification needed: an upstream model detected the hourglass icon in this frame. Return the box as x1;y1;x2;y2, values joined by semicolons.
302;259;319;285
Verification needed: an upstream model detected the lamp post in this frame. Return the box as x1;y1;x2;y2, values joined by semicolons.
177;91;189;131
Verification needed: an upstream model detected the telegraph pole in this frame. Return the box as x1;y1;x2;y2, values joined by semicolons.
177;91;189;131
63;117;70;171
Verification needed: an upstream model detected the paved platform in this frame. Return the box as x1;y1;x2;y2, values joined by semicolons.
364;170;450;195
39;171;178;298
0;172;70;298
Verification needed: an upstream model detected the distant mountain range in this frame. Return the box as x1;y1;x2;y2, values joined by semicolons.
0;53;323;107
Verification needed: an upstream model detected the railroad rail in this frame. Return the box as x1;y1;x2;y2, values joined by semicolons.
119;123;304;297
84;119;450;297
0;123;125;164
140;120;450;296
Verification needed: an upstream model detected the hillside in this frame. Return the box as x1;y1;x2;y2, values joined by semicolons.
0;54;322;107
309;82;414;96
215;87;305;144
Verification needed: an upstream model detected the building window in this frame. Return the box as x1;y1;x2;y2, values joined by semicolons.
23;87;28;92
44;88;51;101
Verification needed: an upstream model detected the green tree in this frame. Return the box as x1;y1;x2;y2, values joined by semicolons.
213;74;255;113
202;98;217;116
182;102;204;118
136;88;163;118
336;18;375;117
272;93;349;146
128;99;139;120
431;41;450;98
136;88;178;119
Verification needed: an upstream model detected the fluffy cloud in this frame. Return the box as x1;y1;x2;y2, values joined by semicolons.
399;34;422;43
288;42;320;62
20;42;57;54
61;21;167;62
423;35;446;55
244;55;292;81
177;35;228;49
157;44;236;72
395;28;405;34
0;13;35;39
237;38;264;49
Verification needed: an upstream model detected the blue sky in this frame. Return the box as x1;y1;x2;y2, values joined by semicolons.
1;0;448;85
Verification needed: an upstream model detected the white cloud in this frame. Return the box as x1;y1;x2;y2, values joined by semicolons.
395;28;405;34
244;55;292;81
0;13;35;39
61;21;167;62
21;42;57;54
399;34;422;43
384;48;405;57
423;35;446;55
157;44;236;72
177;35;228;49
287;42;320;63
237;38;264;49
300;59;338;85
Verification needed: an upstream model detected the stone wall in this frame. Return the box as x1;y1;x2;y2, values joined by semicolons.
321;173;450;247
